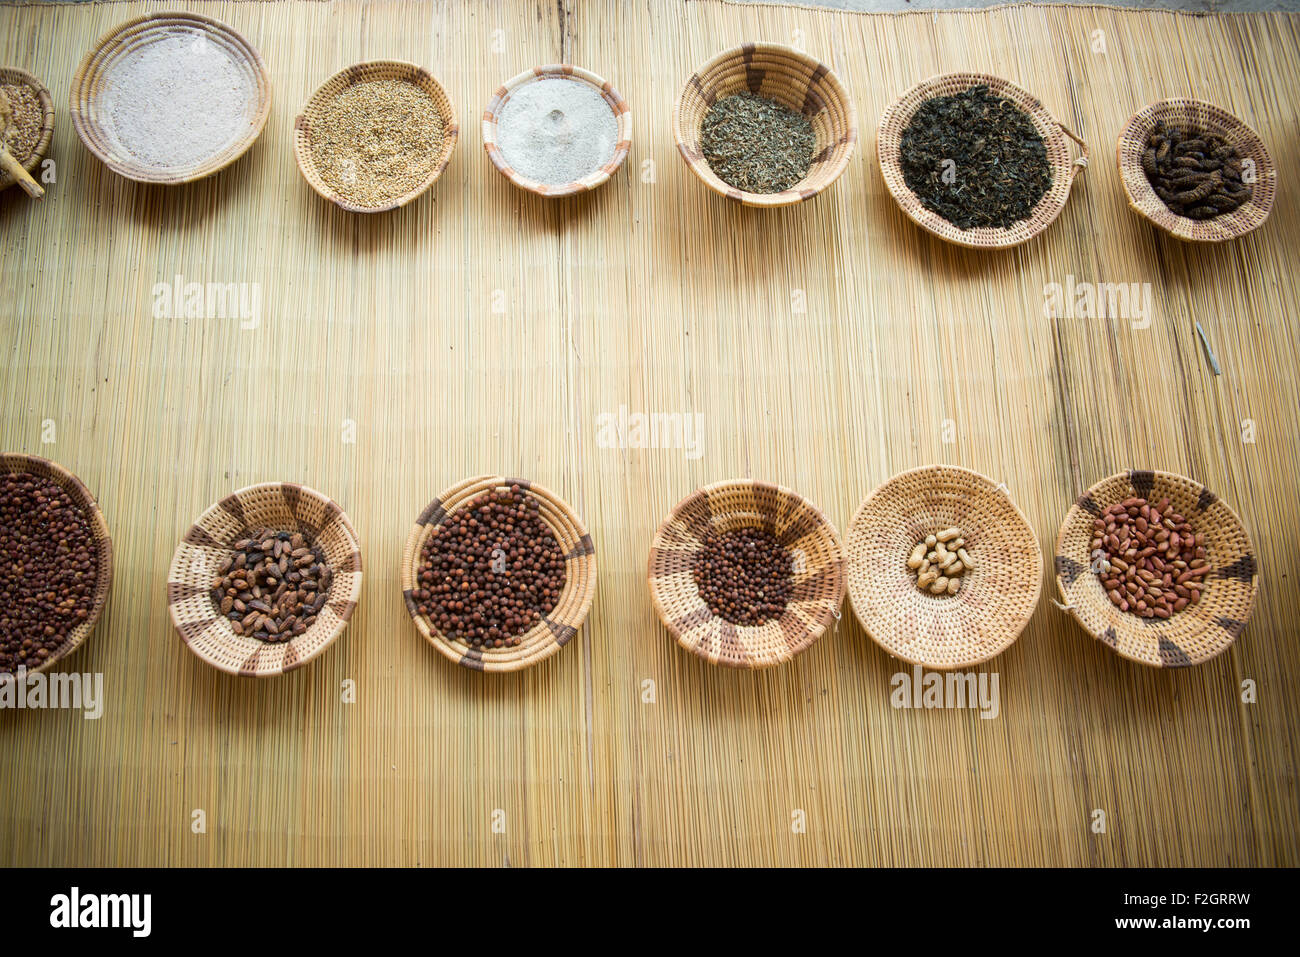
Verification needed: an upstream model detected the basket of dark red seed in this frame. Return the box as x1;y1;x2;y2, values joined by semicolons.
1055;469;1258;668
647;479;845;669
166;482;362;677
0;454;113;681
402;476;597;673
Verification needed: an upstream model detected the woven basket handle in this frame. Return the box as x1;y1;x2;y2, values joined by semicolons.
1059;121;1090;181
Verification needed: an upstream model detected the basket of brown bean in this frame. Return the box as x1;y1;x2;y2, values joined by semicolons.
845;466;1041;670
402;476;597;673
167;483;362;677
1055;470;1257;668
1118;99;1275;242
647;479;845;669
0;454;113;680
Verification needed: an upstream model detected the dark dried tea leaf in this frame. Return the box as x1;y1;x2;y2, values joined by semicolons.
700;91;815;194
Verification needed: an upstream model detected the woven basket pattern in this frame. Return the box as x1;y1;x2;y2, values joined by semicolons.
877;72;1088;249
845;465;1042;670
294;60;458;213
482;64;632;198
70;12;271;185
672;42;857;208
1055;470;1257;667
647;480;845;669
0;68;55;191
166;483;362;677
0;454;113;680
1117;99;1275;243
402;476;598;673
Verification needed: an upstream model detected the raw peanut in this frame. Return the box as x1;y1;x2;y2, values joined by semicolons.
957;547;974;570
929;577;949;595
946;577;960;595
907;543;927;569
937;527;961;542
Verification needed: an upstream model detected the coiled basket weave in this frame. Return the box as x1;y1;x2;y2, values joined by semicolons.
845;466;1042;670
167;483;362;677
402;476;598;673
1055;470;1257;667
0;68;54;191
647;479;845;669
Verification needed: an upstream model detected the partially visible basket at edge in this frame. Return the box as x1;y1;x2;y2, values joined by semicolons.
0;68;55;191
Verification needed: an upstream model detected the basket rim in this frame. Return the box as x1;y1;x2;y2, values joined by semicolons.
69;11;273;185
166;481;363;677
482;63;632;198
1115;97;1274;244
672;41;858;209
844;463;1043;670
875;71;1088;250
0;453;114;683
401;475;598;674
0;67;55;191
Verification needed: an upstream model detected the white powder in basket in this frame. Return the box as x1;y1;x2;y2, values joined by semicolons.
495;77;618;186
99;31;255;171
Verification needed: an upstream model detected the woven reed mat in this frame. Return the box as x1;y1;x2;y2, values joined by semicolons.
1;0;1297;866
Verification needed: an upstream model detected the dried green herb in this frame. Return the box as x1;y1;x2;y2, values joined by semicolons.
1141;123;1251;220
700;92;815;194
899;85;1051;230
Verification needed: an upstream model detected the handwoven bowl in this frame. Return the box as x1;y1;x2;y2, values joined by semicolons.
70;12;271;184
673;43;857;208
167;483;362;677
647;480;845;669
845;466;1042;670
0;454;113;680
1117;99;1275;243
402;476;597;673
294;60;458;213
0;68;55;191
483;64;631;197
877;72;1089;249
1055;470;1257;668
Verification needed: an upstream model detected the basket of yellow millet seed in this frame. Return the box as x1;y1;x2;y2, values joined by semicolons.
845;465;1042;670
1055;469;1257;668
167;482;362;677
403;476;597;673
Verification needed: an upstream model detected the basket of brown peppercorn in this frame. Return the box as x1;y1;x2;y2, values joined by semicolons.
167;482;362;677
647;479;845;669
0;454;113;680
1055;470;1257;668
403;476;597;673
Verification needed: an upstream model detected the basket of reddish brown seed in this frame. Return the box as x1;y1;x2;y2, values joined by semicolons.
647;479;845;669
402;476;597;673
1055;470;1258;668
167;483;362;677
0;454;113;680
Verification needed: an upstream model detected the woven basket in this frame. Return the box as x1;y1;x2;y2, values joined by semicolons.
0;68;54;191
402;476;598;673
877;73;1088;249
845;466;1042;670
673;43;857;208
1055;470;1257;668
70;12;271;185
1117;99;1275;243
0;454;113;681
647;480;845;669
166;483;362;677
483;64;631;198
294;60;458;213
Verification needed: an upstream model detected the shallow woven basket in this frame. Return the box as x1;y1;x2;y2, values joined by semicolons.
877;73;1088;249
647;480;845;669
402;476;598;673
1055;470;1257;668
294;60;458;213
0;454;113;681
167;483;362;677
1117;99;1275;243
845;466;1042;670
673;43;857;208
70;12;271;184
0;68;55;191
483;64;631;198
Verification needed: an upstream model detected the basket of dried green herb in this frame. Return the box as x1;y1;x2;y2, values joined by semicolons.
1117;99;1274;243
673;43;856;208
877;73;1088;249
